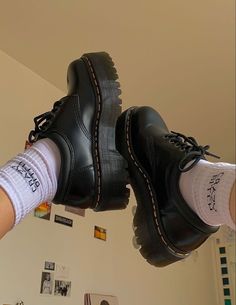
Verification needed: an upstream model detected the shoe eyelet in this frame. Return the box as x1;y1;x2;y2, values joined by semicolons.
169;139;175;144
163;135;169;139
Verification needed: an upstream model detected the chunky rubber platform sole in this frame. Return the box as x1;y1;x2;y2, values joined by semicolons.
80;52;130;211
116;108;190;267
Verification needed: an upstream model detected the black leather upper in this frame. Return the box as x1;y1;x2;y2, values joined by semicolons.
30;58;97;207
129;106;219;252
29;53;129;211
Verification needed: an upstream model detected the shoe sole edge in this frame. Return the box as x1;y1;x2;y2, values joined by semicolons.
116;108;190;267
82;52;130;211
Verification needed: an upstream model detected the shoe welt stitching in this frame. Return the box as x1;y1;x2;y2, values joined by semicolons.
126;109;189;257
82;56;101;208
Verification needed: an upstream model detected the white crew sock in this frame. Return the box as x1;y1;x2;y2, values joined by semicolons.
179;160;236;230
0;139;61;225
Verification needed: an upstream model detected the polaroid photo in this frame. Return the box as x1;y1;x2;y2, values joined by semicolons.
54;280;71;297
40;272;54;295
44;261;55;271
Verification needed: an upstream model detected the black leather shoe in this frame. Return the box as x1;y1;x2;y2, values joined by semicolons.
116;106;219;267
29;52;129;211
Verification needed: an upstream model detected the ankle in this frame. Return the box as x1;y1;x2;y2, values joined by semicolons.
179;160;236;229
0;138;60;225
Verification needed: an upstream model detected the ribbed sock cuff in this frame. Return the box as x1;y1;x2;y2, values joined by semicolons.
0;139;60;225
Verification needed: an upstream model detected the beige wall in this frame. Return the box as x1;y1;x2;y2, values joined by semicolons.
0;1;235;304
0;0;235;163
0;50;219;305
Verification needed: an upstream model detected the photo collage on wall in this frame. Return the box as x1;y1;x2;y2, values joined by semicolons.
40;261;71;297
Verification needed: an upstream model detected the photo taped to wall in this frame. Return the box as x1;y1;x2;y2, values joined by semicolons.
54;280;71;297
40;272;54;295
44;261;55;271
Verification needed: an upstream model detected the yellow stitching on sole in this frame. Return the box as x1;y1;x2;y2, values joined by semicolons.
83;56;101;207
126;109;188;257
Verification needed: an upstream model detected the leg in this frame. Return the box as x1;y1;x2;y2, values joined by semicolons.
0;188;15;239
179;160;235;229
0;52;129;240
0;138;60;238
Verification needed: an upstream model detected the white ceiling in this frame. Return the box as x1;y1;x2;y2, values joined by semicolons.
0;0;235;162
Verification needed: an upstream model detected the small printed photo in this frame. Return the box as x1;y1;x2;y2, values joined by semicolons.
54;280;71;297
45;261;55;271
54;214;73;227
34;202;52;220
40;272;54;295
94;226;107;241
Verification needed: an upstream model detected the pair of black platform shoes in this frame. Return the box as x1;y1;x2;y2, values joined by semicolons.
29;52;219;267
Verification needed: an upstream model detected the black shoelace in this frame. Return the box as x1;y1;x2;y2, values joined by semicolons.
28;100;64;143
165;131;220;172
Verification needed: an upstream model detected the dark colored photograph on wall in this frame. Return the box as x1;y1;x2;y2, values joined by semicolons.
54;280;71;297
40;272;54;295
44;261;55;271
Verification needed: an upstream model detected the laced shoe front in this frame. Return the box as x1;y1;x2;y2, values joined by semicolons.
29;100;65;142
116;106;220;267
163;131;219;172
